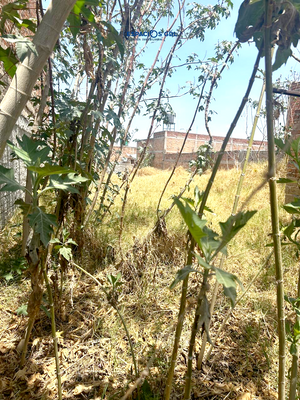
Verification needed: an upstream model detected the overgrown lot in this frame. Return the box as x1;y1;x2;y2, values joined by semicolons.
0;161;298;400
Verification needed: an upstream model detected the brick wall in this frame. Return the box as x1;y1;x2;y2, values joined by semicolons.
112;146;137;160
161;150;271;170
285;82;300;203
137;131;268;170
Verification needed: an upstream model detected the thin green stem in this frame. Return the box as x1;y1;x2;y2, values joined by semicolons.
198;46;263;217
204;251;274;363
164;242;194;400
197;79;266;369
43;265;62;400
288;262;300;400
72;262;138;379
264;2;285;399
184;272;208;399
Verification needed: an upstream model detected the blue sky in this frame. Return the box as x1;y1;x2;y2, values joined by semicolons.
42;0;299;143
129;1;300;143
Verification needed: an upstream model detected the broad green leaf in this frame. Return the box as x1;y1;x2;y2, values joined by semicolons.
141;379;154;400
3;35;38;62
66;239;77;246
283;200;300;215
101;20;124;59
67;12;81;38
28;208;57;246
0;165;26;192
8;134;50;166
201;226;226;262
291;137;300;162
50;238;61;244
195;254;243;306
214;267;242;307
59;247;72;261
16;304;28;316
170;265;198;290
234;0;264;42
275;137;292;157
28;164;75;178
0;46;18;77
15;198;31;215
173;197;207;247
290;343;297;356
273;47;292;71
217;211;257;254
48;173;89;193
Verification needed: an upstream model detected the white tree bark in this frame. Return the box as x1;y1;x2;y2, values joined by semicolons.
0;0;77;158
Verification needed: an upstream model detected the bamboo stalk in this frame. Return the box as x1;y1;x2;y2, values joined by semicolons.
288;262;300;400
264;2;285;399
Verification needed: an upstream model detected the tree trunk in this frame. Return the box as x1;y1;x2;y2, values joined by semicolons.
0;0;77;158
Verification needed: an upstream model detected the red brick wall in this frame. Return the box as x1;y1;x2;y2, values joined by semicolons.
136;131;268;170
161;150;270;170
285;82;300;203
112;146;137;161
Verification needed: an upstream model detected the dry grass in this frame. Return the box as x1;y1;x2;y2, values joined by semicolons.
0;160;299;400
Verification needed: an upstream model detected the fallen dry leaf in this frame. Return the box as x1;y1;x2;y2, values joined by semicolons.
236;393;252;400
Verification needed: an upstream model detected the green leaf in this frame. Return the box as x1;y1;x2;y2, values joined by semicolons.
214;267;239;307
201;226;226;263
40;304;51;319
28;208;57;246
0;46;18;77
50;238;61;244
234;0;264;43
195;254;243;306
66;239;77;246
15;198;31;215
8;134;50;166
0;165;26;192
28;164;75;178
290;343;297;356
101;20;124;59
277;178;296;184
48;173;89;193
170;265;198;290
275;137;292;157
273;47;292;71
59;247;72;261
16;304;28;316
67;11;81;38
283;200;300;215
3;35;38;62
217;211;257;254
173;197;207;247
